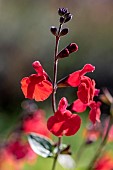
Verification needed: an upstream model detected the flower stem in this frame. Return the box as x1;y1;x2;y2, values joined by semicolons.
52;23;62;113
87;114;113;170
52;137;61;170
51;24;62;170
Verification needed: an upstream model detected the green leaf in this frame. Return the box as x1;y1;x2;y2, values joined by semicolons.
28;133;54;158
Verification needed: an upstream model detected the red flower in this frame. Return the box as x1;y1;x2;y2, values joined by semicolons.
69;99;101;124
57;64;95;87
94;153;113;170
47;97;81;137
77;76;97;104
21;61;53;101
23;109;51;138
89;101;101;124
5;139;36;163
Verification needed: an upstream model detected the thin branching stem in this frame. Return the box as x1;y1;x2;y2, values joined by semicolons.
52;24;62;113
51;24;62;170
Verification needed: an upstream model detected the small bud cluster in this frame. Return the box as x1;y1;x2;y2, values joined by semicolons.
50;8;73;37
58;8;73;24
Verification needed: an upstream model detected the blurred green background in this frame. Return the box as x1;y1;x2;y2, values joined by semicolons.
0;0;113;169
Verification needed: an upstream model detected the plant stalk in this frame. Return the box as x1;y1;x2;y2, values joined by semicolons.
51;24;62;170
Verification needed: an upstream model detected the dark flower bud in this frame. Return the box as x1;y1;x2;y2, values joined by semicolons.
66;43;78;53
57;48;69;59
64;14;73;23
50;26;57;36
58;8;68;16
60;16;65;24
60;28;69;36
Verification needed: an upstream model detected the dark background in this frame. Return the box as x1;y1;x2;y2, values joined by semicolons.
0;0;113;114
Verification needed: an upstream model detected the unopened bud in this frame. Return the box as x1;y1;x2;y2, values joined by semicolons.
67;43;78;53
60;16;65;24
60;28;69;36
57;48;69;59
50;26;57;36
64;13;73;23
58;8;68;16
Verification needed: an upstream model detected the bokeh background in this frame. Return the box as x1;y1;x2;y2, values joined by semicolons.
0;0;113;169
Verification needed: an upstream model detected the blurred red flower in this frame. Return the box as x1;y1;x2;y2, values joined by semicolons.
47;97;81;137
0;139;36;170
23;109;51;138
94;153;113;170
7;140;36;160
21;61;53;101
83;123;102;144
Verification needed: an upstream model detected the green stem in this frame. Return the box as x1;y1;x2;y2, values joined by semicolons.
87;114;113;170
52;137;61;170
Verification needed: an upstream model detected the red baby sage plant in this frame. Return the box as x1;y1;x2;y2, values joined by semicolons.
20;8;101;170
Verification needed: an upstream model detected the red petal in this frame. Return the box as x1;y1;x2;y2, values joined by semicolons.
67;71;81;87
71;99;87;112
63;114;81;136
21;77;31;98
80;64;95;76
58;97;68;112
21;75;53;101
77;83;89;104
32;61;47;77
33;80;53;101
47;115;65;137
89;102;101;124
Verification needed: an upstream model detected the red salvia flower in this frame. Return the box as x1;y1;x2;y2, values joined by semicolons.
21;61;53;101
47;97;81;137
23;109;51;138
57;64;95;87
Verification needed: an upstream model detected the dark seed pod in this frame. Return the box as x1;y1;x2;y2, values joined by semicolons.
60;28;69;36
50;26;57;36
58;8;68;16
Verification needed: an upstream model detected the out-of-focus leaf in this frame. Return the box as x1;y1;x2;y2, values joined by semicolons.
58;154;76;169
28;133;53;158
